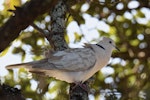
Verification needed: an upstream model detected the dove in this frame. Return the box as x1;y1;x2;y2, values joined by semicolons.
6;37;119;83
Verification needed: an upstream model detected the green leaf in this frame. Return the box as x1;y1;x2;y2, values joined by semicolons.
0;47;10;57
74;32;83;43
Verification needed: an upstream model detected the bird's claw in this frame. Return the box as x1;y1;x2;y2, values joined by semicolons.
70;82;89;93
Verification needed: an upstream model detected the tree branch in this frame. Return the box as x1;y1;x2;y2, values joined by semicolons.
0;0;58;52
48;0;68;50
0;84;25;100
31;23;49;38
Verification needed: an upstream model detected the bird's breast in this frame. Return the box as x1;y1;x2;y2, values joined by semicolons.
45;70;87;83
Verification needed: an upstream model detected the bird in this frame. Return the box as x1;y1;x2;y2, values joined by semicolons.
6;37;119;83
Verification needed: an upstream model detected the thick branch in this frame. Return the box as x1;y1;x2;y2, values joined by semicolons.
49;0;68;50
0;84;25;100
0;0;58;52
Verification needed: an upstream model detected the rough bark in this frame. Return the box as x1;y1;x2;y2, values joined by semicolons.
0;0;58;52
0;84;25;100
49;0;68;50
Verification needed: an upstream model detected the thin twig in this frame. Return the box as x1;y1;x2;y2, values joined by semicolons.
31;23;49;37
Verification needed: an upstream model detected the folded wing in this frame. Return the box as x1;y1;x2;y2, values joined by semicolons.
48;48;96;71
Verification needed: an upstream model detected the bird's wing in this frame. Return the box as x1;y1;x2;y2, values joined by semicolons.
48;48;96;71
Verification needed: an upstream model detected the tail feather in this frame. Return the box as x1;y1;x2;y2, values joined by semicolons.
6;63;31;69
6;59;49;70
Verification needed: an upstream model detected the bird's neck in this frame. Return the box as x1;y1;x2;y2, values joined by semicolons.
92;44;113;60
95;44;105;50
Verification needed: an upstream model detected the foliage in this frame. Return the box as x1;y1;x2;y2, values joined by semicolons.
0;0;150;100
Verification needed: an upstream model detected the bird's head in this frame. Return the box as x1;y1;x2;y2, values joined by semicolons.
97;37;120;51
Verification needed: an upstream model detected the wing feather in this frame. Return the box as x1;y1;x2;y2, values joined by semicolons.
48;48;96;71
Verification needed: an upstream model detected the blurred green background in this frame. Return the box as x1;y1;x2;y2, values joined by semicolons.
0;0;150;100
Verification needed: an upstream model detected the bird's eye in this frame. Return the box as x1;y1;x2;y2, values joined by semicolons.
109;41;112;43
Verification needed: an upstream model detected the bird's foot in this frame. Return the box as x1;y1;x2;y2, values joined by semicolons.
70;82;89;93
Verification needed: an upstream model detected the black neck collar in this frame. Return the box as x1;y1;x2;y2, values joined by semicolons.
96;44;105;50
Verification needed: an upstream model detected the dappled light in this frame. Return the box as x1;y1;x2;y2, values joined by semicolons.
0;0;150;100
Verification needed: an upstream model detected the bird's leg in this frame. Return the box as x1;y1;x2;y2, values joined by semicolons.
79;83;89;92
69;82;89;100
70;82;89;93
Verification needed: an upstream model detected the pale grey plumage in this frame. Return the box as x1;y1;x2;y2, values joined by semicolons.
6;37;118;83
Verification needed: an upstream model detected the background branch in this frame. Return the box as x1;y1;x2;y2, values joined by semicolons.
0;0;58;52
31;23;49;38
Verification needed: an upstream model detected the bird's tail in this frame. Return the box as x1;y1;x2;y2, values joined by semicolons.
6;59;48;70
6;58;52;76
6;63;31;69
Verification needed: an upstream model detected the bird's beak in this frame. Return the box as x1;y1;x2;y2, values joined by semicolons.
115;46;120;51
112;45;120;51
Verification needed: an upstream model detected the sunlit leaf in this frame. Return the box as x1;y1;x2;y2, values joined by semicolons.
130;39;139;46
74;32;83;43
64;34;70;43
0;47;10;57
1;0;150;100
